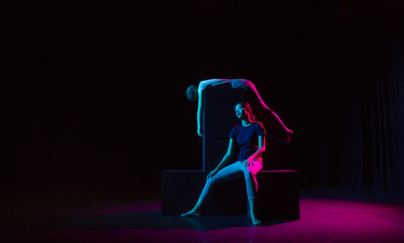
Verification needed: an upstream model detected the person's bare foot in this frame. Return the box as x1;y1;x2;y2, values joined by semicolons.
286;129;293;144
181;209;200;217
251;214;261;225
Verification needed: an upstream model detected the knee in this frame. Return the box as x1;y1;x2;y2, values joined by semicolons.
244;170;253;181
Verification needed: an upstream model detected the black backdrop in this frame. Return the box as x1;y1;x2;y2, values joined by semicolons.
2;1;404;190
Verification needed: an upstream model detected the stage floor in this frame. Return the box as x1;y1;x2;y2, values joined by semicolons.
1;188;404;243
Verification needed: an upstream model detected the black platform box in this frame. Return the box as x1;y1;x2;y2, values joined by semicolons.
161;170;205;215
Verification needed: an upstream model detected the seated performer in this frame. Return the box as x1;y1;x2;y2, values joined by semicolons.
186;79;292;144
181;102;265;225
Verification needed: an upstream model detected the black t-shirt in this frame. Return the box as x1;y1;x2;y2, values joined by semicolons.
228;122;266;161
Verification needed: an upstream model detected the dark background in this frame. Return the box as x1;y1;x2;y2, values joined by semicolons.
2;1;404;190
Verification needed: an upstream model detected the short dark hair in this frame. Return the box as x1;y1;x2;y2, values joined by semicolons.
186;85;198;101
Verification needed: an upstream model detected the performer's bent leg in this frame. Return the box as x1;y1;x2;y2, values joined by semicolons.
247;96;293;144
253;102;293;143
240;159;263;199
255;101;289;130
244;80;291;133
199;161;244;201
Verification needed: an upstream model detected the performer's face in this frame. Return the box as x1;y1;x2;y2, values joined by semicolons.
235;104;248;119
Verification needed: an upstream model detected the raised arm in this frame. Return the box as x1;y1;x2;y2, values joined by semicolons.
207;138;236;179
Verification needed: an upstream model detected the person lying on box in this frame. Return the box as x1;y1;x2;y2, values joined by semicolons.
186;79;292;144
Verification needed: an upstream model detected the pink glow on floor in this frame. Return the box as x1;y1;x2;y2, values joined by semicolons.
5;198;404;243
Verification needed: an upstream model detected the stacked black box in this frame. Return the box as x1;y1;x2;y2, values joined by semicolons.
203;84;247;215
162;83;299;221
248;170;300;221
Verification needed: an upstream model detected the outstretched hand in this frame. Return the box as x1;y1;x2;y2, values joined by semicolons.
197;127;203;137
207;169;217;180
244;158;254;167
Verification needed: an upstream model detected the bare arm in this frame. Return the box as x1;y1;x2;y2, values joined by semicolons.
247;136;266;162
207;138;236;179
197;89;204;137
197;79;235;137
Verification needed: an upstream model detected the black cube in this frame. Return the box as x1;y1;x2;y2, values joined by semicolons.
248;170;299;221
161;170;206;215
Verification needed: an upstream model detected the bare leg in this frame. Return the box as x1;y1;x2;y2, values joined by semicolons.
249;199;261;225
182;162;244;217
181;198;204;217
